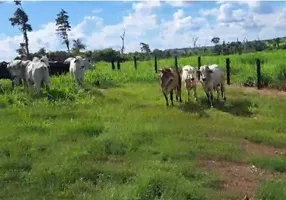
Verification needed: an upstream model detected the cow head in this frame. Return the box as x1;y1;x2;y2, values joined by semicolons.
83;58;92;70
6;60;22;82
184;68;197;87
184;67;196;81
40;55;50;67
158;68;175;89
197;65;213;83
74;57;85;69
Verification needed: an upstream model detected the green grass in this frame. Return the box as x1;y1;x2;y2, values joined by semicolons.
108;49;286;89
0;50;286;199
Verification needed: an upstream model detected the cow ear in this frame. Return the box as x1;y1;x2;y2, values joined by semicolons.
166;68;171;73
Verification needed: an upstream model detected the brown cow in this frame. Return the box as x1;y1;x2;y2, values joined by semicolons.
158;67;182;106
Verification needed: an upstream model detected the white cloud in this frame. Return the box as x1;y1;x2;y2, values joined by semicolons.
275;8;286;29
92;8;103;14
1;1;286;61
200;8;218;17
165;0;192;7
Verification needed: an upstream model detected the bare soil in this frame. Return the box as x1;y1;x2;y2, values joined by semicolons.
242;139;285;157
232;84;286;98
201;134;286;199
205;133;286;157
197;159;283;199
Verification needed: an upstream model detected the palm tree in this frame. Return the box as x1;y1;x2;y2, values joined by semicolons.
140;42;151;55
72;38;86;53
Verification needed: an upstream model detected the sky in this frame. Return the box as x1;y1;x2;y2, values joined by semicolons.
0;0;286;61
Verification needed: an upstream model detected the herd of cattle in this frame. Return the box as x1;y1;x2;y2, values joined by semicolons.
0;55;92;94
0;55;225;107
159;64;226;107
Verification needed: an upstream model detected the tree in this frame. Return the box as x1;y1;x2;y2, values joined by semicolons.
140;42;151;55
71;38;86;53
192;36;198;48
16;42;26;57
9;0;32;56
120;30;126;54
37;47;46;55
55;9;71;53
274;37;280;48
211;37;220;45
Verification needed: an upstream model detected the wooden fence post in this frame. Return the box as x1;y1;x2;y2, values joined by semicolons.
256;59;262;89
117;60;121;70
154;56;158;73
111;60;115;70
133;56;137;70
197;56;201;79
226;58;230;85
174;55;178;70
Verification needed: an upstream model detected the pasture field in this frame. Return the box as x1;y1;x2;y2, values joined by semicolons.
118;49;286;90
0;53;286;200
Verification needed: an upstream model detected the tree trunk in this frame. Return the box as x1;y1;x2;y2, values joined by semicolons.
65;39;70;53
23;30;29;56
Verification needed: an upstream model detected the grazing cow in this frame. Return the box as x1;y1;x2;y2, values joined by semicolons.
48;61;70;76
6;59;31;87
64;56;92;70
64;56;91;85
181;65;198;102
0;61;12;80
25;56;50;94
158;67;182;106
0;61;12;88
197;64;226;107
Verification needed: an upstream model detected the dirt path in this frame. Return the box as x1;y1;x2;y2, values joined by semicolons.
230;84;286;98
197;159;282;199
199;135;286;199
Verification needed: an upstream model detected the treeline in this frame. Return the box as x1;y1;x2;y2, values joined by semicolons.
24;37;284;63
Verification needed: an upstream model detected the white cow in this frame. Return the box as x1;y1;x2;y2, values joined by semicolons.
25;56;50;94
198;64;226;107
64;57;92;70
181;65;198;102
64;56;91;85
6;59;31;87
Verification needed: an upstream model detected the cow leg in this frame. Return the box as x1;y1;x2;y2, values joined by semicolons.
34;82;41;95
175;88;178;102
210;90;214;108
193;86;198;102
178;87;182;103
205;90;213;108
11;79;15;89
216;86;220;101
221;83;226;101
43;71;50;92
163;92;169;106
44;79;50;92
170;90;174;106
187;88;190;102
176;85;182;103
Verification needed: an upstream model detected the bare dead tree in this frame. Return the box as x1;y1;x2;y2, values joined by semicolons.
120;30;126;54
192;36;198;49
